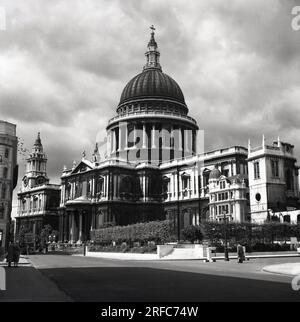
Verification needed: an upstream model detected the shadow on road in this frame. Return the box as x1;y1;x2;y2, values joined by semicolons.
39;266;300;302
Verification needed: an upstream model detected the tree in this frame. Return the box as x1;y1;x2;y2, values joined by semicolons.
39;225;53;249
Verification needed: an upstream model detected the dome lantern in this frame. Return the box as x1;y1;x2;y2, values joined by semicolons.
143;25;162;71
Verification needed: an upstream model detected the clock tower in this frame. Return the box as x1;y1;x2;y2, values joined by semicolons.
22;132;49;189
17;132;60;240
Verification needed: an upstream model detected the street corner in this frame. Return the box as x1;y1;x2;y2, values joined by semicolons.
263;263;300;276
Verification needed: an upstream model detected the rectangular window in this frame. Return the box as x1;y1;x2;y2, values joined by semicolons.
3;167;8;179
1;185;6;199
222;169;229;177
254;161;260;179
271;160;279;177
0;203;4;219
22;200;26;211
4;148;9;158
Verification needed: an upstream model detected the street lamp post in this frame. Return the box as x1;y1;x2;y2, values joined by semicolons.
223;212;229;261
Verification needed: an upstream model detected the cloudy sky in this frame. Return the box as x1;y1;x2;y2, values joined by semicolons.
1;0;300;214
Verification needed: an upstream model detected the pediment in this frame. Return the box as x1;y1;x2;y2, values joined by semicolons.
70;160;94;174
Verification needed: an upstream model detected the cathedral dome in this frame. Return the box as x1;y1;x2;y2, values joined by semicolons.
117;26;186;110
119;69;185;106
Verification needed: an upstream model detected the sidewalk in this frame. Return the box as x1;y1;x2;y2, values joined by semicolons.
0;260;71;301
263;263;300;276
0;256;30;267
77;250;300;261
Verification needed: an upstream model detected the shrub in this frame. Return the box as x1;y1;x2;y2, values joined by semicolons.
181;225;204;243
0;247;6;261
90;220;176;246
88;244;157;254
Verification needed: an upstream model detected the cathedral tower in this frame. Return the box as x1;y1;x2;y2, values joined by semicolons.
22;132;49;189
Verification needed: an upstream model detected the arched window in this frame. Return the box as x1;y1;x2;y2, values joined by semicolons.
181;172;190;190
75;179;83;198
33;196;38;210
65;182;71;200
202;169;211;187
96;176;104;195
286;169;294;190
120;176;133;199
283;215;291;223
22;199;26;211
3;167;8;179
297;214;300;224
162;176;170;199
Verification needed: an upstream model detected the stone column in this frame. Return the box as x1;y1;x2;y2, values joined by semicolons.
170;126;174;149
106;173;110;200
142;174;146;201
185;128;190;153
178;127;182;151
151;124;156;148
103;175;106;197
133;124;137;147
92;178;95;200
125;124;128;149
191;171;195;198
111;130;115;153
118;126;122;151
70;213;75;243
78;212;83;242
142;123;147;148
113;174;117;199
71;182;74;199
161;125;166;148
195;166;199;196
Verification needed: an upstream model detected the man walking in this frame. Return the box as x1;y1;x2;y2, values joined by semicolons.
237;243;245;263
6;242;14;267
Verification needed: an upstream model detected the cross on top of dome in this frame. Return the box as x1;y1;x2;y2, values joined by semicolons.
144;25;161;71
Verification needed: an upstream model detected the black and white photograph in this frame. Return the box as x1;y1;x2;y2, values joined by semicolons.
0;0;300;312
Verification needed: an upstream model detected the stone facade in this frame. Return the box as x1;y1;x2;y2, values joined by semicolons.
0;121;18;248
16;133;60;238
248;136;300;223
54;30;300;243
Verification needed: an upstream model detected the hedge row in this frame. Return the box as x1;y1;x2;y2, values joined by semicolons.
202;222;300;243
90;220;300;246
90;220;176;245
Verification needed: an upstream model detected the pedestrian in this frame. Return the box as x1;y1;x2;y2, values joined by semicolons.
6;242;14;267
13;243;21;267
237;243;245;263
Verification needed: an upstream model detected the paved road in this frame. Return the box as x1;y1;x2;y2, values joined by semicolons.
25;254;300;302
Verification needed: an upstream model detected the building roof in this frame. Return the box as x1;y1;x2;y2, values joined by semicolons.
119;69;186;106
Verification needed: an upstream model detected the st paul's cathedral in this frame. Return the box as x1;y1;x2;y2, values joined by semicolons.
16;28;300;243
